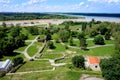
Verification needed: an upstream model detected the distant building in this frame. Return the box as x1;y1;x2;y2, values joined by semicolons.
85;56;101;71
0;59;12;72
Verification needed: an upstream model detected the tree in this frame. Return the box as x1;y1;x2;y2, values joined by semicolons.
114;31;120;56
99;26;108;35
77;32;85;40
82;22;87;31
72;55;85;69
65;24;69;30
46;33;52;41
10;26;21;37
27;26;39;35
58;30;70;42
90;30;99;37
105;31;111;40
100;56;120;80
2;22;6;28
69;36;74;46
47;41;55;49
13;57;24;66
93;36;105;45
77;32;87;50
80;38;87;50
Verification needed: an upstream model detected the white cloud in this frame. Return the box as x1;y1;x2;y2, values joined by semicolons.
79;2;84;6
0;0;10;3
28;0;46;4
22;0;46;6
88;0;120;3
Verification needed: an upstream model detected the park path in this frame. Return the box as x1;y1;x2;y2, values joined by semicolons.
14;35;40;60
60;41;114;49
23;35;40;60
7;67;55;75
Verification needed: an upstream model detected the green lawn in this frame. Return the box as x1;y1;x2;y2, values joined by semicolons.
105;40;115;44
27;42;42;57
51;42;66;53
40;53;63;59
73;46;115;56
28;34;37;40
17;60;52;72
15;42;31;51
1;66;102;80
69;25;82;30
87;40;95;47
56;58;71;63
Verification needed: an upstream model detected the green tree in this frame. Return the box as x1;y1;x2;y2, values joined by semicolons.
114;31;120;56
47;41;55;49
105;31;111;40
69;36;74;46
65;24;69;30
80;38;87;50
77;32;87;49
72;55;85;69
82;22;87;31
58;30;70;42
46;33;52;41
100;56;120;80
93;36;105;45
77;32;85;40
10;26;21;37
2;22;6;28
90;30;99;37
99;26;108;35
13;57;24;66
27;26;39;35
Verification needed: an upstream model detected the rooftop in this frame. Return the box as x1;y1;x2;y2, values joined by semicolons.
88;56;100;64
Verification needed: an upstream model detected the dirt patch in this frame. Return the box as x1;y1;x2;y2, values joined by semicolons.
80;74;104;80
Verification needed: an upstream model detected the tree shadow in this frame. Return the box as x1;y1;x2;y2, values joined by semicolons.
81;48;90;51
5;52;21;56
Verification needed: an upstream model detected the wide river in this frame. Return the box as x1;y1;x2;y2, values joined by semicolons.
0;16;120;26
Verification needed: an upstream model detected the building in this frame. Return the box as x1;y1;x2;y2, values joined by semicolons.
85;56;101;71
0;59;12;72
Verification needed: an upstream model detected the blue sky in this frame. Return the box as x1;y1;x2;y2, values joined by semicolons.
0;0;120;13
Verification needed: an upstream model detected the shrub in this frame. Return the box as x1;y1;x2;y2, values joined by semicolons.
13;57;23;66
72;55;85;69
93;36;105;45
47;41;55;49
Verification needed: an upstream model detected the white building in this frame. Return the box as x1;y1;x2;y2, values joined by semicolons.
85;56;101;71
0;59;12;72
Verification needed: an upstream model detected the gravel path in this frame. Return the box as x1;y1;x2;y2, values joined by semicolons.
7;67;55;75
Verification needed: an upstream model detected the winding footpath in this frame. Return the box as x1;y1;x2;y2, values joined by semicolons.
14;35;39;60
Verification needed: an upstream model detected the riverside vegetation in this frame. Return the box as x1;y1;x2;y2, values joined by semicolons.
0;19;120;80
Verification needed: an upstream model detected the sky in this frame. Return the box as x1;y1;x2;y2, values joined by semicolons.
0;0;120;13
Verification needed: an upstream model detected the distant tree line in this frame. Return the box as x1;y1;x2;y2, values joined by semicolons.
0;13;77;21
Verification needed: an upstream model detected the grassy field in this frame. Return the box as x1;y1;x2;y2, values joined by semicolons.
15;42;31;51
21;28;37;40
43;42;66;53
17;60;52;72
27;42;42;57
69;25;82;30
40;53;63;59
74;46;115;56
1;66;102;80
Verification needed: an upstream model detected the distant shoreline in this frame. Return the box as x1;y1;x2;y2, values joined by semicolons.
0;17;120;26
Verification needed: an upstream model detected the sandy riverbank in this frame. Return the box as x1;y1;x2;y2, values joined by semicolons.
0;18;120;26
